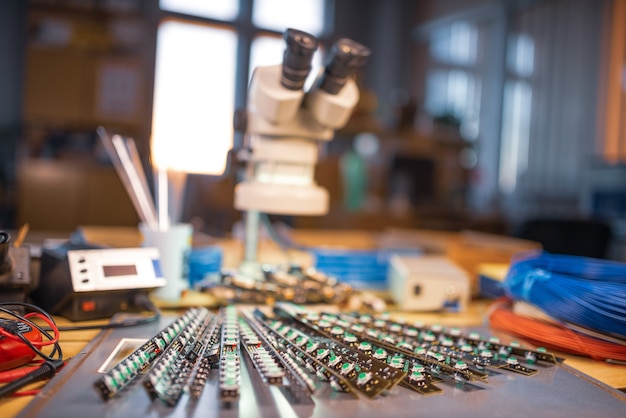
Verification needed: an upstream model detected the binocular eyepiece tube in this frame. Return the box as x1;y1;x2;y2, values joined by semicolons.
281;28;319;90
281;28;371;94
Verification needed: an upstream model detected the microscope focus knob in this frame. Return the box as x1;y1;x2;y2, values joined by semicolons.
233;108;248;134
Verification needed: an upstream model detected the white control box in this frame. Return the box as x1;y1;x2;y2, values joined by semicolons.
388;254;470;312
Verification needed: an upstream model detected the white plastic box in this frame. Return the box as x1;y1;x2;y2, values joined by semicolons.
388;254;470;312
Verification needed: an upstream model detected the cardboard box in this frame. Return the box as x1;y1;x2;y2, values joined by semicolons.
446;230;541;295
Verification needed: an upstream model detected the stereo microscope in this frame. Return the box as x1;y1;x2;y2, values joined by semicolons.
234;28;370;279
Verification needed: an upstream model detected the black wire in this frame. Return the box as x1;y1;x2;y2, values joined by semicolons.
0;360;65;399
14;331;58;362
0;298;161;334
0;300;161;397
0;302;62;360
55;293;161;332
0;299;160;352
0;303;63;362
0;302;57;324
55;308;161;332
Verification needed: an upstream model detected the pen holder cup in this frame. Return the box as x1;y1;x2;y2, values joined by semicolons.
139;223;193;301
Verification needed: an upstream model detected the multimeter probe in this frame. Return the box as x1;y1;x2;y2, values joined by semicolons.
0;303;65;398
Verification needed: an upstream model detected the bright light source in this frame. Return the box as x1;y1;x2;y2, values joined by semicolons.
151;20;236;174
160;0;238;20
499;81;532;194
252;0;325;36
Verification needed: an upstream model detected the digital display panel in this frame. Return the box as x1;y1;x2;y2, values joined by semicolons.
102;265;138;277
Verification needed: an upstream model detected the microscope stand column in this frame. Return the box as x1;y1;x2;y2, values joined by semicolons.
240;209;263;280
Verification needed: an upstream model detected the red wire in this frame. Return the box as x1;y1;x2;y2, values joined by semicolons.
0;366;42;383
11;389;41;397
0;312;60;348
24;312;60;347
0;307;63;397
487;298;626;362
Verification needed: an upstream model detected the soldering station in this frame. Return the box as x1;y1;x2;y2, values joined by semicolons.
2;2;626;418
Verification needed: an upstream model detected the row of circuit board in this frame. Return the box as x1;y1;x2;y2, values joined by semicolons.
200;265;356;305
94;304;557;406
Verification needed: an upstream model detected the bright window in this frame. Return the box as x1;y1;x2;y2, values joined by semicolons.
159;0;239;20
153;1;327;175
425;21;481;140
252;0;326;36
498;32;535;194
425;69;481;139
507;33;534;77
249;35;287;77
152;21;237;174
498;80;532;194
430;21;477;66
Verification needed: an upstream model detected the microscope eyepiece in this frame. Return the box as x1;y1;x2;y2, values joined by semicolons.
281;28;319;90
319;38;371;95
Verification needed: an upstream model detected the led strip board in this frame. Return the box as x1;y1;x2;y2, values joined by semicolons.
187;313;223;399
218;305;241;401
274;304;479;394
143;310;217;405
293;312;446;395
346;312;555;374
240;309;318;396
238;316;285;384
251;314;359;396
92;304;561;410
254;308;406;399
94;308;208;400
314;309;555;378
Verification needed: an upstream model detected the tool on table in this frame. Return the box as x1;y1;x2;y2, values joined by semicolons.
96;127;158;230
31;244;165;321
0;230;31;305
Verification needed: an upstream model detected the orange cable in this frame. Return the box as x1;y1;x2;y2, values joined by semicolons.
487;299;626;362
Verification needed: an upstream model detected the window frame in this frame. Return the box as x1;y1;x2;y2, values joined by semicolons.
423;20;484;142
150;0;334;119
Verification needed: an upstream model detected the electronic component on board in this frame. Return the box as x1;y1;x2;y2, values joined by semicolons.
218;306;241;401
143;309;216;405
253;315;357;396
276;305;460;394
188;315;223;399
93;303;558;408
238;316;285;384
202;265;356;306
95;308;207;400
241;309;318;397
278;302;546;387
334;308;554;378
255;308;406;399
